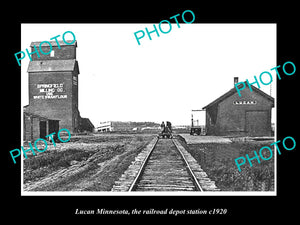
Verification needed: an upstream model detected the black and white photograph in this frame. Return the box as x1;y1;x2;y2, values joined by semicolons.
4;5;297;221
20;23;277;195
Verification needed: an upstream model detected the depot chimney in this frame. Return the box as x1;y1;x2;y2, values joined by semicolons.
234;77;239;85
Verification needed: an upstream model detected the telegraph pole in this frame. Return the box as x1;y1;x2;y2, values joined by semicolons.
190;109;206;135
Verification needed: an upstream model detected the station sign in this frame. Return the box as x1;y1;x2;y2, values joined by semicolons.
233;100;257;105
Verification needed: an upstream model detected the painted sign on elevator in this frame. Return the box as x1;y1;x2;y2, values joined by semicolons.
33;83;67;100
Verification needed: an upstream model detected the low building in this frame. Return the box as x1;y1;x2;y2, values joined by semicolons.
202;78;274;137
79;118;95;132
96;121;112;132
23;109;59;142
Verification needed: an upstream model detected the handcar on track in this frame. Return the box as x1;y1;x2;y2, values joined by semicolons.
158;121;173;139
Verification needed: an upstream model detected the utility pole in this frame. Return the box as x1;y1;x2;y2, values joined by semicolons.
190;109;205;135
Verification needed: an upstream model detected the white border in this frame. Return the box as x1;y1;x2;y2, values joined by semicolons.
21;23;277;196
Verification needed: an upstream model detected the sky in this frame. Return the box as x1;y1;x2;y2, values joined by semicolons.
21;23;276;126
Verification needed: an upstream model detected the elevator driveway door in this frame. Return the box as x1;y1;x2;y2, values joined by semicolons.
39;121;47;138
246;111;269;136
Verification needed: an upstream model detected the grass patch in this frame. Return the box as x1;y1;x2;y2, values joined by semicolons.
184;140;275;191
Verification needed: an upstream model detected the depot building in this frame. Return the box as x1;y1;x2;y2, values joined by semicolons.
202;77;274;137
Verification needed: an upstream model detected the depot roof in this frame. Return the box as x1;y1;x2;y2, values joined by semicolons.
202;83;274;109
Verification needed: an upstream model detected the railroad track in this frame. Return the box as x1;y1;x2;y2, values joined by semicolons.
111;136;219;192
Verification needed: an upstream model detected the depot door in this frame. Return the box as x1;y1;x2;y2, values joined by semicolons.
245;111;269;136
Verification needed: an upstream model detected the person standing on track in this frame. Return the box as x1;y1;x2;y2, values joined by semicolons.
161;121;165;132
166;121;172;132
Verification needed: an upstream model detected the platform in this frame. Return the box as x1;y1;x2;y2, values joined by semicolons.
179;134;232;144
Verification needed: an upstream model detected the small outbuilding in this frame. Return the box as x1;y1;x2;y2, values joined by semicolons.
23;110;59;142
202;78;274;137
79;117;95;132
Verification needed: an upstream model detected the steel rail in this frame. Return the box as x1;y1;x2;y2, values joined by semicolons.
129;137;203;192
172;139;203;192
128;137;159;192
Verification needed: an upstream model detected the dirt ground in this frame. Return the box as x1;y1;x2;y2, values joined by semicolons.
23;133;275;192
23;133;155;192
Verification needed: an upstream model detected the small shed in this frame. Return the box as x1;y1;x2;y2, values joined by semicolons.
23;107;59;142
202;78;274;137
79;117;95;132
